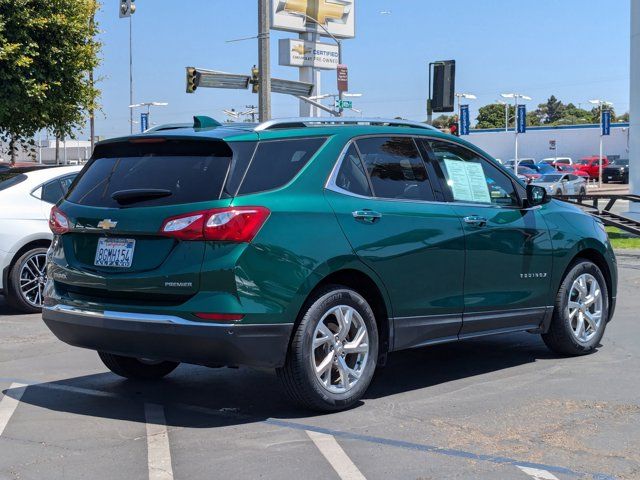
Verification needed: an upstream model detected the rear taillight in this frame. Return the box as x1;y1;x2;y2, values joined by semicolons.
160;207;270;242
49;206;70;235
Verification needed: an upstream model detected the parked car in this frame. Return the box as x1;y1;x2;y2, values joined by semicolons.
603;158;629;184
575;156;609;179
503;158;536;169
533;173;587;196
42;118;617;412
541;157;573;167
0;166;81;312
517;166;541;182
555;164;590;179
530;162;558;175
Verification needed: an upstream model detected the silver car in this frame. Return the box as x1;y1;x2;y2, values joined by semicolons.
533;173;587;196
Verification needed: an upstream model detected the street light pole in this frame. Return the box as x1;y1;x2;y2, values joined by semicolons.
502;93;531;174
455;93;476;133
589;99;613;189
129;15;134;134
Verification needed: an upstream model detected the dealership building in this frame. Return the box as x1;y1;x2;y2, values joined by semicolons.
467;123;629;163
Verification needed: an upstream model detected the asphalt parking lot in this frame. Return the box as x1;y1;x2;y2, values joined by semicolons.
1;252;639;480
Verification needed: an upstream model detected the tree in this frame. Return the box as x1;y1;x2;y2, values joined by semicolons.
476;103;514;129
431;114;457;129
535;95;565;124
0;0;100;163
617;112;630;122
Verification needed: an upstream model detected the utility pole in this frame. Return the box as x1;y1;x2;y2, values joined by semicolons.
258;0;271;122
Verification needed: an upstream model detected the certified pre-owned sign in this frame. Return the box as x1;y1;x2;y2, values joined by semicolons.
278;38;339;70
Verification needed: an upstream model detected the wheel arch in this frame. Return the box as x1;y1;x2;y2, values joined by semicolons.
290;267;393;365
567;248;614;320
4;238;51;291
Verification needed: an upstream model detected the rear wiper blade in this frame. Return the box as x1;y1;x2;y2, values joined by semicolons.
111;189;173;205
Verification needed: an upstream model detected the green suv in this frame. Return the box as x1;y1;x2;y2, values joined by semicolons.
43;117;617;411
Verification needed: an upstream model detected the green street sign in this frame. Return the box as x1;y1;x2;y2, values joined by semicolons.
335;99;353;110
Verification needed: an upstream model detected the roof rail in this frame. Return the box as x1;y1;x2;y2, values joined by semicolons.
254;117;439;132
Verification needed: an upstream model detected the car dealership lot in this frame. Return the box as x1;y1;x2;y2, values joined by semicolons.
1;253;639;480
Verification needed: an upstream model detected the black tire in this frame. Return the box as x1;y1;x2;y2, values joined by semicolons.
555;189;563;197
6;247;49;314
98;352;179;380
579;188;587;196
542;260;609;356
624;174;629;184
277;285;379;412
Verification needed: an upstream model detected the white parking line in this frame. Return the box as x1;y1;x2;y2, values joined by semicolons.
0;383;27;437
517;466;560;480
306;430;367;480
144;403;174;480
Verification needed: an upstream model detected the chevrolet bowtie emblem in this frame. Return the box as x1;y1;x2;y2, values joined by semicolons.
279;0;350;27
292;44;311;55
97;219;118;230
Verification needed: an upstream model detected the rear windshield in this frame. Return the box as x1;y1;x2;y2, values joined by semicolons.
0;172;27;192
67;140;233;208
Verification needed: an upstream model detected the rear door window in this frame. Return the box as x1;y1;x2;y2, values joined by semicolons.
237;137;326;195
67;140;233;208
355;137;434;201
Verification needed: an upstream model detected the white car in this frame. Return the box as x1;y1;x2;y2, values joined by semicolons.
0;166;81;312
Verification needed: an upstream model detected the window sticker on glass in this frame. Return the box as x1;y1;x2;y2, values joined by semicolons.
444;159;491;203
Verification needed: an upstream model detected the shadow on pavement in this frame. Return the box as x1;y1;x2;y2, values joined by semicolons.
4;332;559;428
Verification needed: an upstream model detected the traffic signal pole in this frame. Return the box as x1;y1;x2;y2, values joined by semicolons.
258;0;271;122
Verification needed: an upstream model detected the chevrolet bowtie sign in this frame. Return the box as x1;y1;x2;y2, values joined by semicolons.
271;0;355;39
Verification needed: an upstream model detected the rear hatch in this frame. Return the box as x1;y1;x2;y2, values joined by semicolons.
52;138;244;305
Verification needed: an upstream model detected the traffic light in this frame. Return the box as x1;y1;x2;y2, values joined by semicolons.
186;67;199;94
250;66;260;94
119;0;136;18
449;122;459;136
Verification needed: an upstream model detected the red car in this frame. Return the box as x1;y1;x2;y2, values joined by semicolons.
574;156;609;179
556;164;590;179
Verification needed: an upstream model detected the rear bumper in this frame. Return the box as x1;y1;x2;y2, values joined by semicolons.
42;305;294;368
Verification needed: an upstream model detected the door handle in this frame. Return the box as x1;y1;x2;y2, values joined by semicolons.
463;215;487;227
352;210;382;223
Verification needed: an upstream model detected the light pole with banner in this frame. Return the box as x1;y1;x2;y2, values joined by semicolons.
129;102;168;133
501;93;531;174
455;93;476;136
589;99;613;189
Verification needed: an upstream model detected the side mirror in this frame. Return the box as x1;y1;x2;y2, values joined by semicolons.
525;184;549;208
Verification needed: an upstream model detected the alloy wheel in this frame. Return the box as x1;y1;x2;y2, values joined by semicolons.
567;273;603;343
311;305;369;394
19;252;48;308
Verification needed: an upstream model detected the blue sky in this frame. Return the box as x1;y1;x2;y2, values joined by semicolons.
91;0;631;138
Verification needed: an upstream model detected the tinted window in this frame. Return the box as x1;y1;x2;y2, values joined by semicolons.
0;173;27;192
429;140;519;207
41;180;65;204
238;137;326;195
356;137;433;201
334;144;372;196
67;140;232;208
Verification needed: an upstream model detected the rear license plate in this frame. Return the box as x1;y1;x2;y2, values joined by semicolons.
607;176;613;180
94;238;136;268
